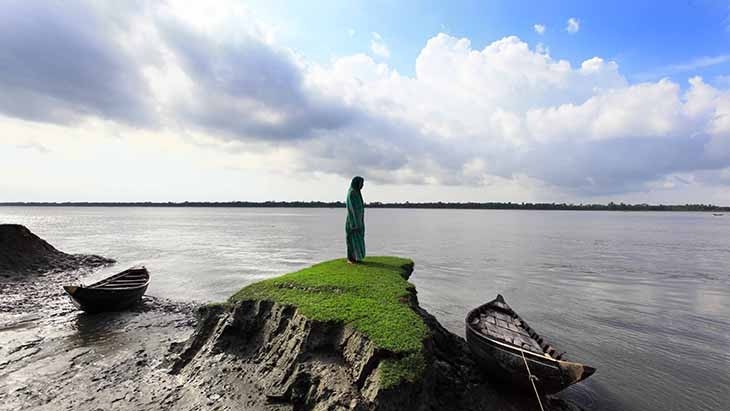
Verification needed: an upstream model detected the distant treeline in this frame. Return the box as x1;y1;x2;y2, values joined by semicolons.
369;202;730;212
1;201;728;212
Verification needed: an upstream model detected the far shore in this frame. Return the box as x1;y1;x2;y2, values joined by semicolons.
1;201;728;212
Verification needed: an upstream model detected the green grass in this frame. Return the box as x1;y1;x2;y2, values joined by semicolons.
229;256;429;387
204;301;233;310
379;352;426;388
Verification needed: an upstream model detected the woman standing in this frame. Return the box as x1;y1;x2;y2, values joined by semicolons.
345;176;366;263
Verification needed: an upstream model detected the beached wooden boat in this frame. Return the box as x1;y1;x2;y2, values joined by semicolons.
466;295;595;394
63;266;149;313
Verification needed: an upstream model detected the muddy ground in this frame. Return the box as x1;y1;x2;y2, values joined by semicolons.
0;224;114;277
0;266;313;411
0;226;583;410
0;268;201;411
0;222;584;411
0;269;582;411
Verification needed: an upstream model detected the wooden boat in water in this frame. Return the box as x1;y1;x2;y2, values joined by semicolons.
466;295;595;394
63;266;149;313
713;213;724;216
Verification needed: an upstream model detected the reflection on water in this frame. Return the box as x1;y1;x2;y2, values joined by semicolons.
72;312;127;346
1;207;729;411
68;297;192;349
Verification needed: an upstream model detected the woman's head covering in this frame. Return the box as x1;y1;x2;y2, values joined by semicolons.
350;176;364;190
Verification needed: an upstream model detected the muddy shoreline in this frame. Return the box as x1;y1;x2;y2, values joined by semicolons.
0;226;584;410
0;224;114;277
0;270;582;411
0;267;198;411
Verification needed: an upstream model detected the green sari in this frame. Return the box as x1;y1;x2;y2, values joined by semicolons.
346;177;366;262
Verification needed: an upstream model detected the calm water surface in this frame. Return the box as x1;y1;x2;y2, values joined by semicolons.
1;207;728;411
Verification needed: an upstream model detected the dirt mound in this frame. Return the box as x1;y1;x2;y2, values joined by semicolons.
0;224;114;276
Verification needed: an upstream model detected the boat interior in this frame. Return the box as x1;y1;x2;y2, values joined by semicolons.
469;298;566;360
88;267;149;289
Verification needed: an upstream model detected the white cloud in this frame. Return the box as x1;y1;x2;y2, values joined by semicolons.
370;32;390;59
307;34;730;192
526;79;687;142
566;17;580;34
667;55;730;72
2;2;730;201
15;141;50;154
634;55;730;82
533;24;546;35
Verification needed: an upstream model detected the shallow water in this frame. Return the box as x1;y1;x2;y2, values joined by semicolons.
1;207;728;410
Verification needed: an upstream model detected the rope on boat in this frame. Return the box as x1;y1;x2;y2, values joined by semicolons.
520;348;546;411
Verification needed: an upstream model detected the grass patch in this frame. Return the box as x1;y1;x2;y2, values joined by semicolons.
204;301;233;310
229;256;429;385
379;352;426;389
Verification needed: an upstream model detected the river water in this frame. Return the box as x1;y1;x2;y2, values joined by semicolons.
1;207;728;411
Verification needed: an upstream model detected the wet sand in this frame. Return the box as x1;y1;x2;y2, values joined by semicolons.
0;226;582;411
0;269;583;411
0;269;198;411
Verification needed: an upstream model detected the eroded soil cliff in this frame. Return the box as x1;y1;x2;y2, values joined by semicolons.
0;233;580;410
166;295;581;410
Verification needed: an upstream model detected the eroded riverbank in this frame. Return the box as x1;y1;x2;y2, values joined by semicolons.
0;225;585;410
0;261;583;411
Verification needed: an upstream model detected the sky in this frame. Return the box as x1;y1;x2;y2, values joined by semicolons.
1;0;730;204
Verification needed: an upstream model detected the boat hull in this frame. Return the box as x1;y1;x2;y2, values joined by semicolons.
465;296;595;394
64;284;148;313
63;266;149;313
467;325;569;393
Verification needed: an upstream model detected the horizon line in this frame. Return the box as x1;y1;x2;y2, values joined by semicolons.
0;201;728;211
